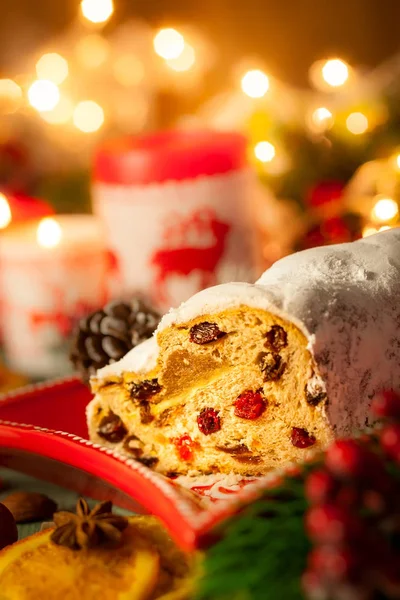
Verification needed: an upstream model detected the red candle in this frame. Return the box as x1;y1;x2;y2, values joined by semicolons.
93;129;259;310
0;192;54;229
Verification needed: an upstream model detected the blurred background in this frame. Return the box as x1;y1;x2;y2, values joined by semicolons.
1;0;400;381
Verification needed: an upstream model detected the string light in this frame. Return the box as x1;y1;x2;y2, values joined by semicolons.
166;43;196;71
153;28;185;60
0;193;12;229
73;100;104;132
0;79;22;114
241;69;269;98
113;55;144;86
321;59;349;87
41;96;73;124
310;107;333;132
254;141;275;162
75;35;109;69
362;226;378;238
371;197;398;222
395;154;400;170
80;0;113;24
28;80;60;112
36;53;69;85
37;218;62;248
346;112;368;135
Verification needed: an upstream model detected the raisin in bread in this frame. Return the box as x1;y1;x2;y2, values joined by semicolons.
87;229;400;476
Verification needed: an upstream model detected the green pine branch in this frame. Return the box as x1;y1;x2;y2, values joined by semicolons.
195;476;313;600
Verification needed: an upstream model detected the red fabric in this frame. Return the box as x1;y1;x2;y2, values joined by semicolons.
93;129;248;184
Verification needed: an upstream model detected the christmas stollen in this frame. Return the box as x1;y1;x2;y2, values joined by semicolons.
87;229;400;476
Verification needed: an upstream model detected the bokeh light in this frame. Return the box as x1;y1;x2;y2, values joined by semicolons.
40;96;73;124
254;141;275;163
73;100;104;132
310;107;333;132
0;193;12;229
0;79;22;114
37;218;62;248
28;80;60;112
362;226;377;238
153;28;185;60
36;53;69;85
241;69;269;98
80;0;113;24
371;197;398;222
113;55;145;86
346;112;368;135
75;35;109;69
321;59;349;87
166;43;196;71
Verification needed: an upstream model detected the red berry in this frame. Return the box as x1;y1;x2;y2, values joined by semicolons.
380;423;400;462
305;469;337;504
197;407;221;435
308;546;359;581
174;434;194;461
301;569;324;598
325;439;382;480
234;390;267;420
335;485;360;509
371;389;400;421
291;427;316;449
306;504;363;544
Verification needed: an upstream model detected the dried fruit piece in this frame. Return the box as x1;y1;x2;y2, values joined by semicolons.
291;427;316;449
130;379;162;401
139;401;154;425
174;434;195;461
217;444;251;455
0;503;18;550
189;322;226;345
305;376;327;406
123;435;144;458
135;456;159;468
234;390;267;420
264;325;287;351
97;411;127;443
2;491;57;524
197;407;221;435
157;408;173;427
258;352;286;381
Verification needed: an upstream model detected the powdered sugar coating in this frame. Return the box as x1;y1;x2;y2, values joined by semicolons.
96;229;400;436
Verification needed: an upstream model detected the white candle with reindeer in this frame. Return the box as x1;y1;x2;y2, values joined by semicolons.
93;130;259;311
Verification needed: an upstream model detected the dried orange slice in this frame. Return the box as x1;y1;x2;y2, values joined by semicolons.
0;516;169;600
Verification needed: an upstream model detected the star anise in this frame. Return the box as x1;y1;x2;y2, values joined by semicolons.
50;498;128;550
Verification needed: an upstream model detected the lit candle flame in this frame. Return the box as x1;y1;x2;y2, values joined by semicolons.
37;217;62;248
0;193;12;229
371;197;399;223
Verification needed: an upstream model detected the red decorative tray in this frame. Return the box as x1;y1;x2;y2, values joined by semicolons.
0;378;282;551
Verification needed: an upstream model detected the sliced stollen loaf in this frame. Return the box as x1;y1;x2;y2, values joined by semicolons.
87;229;400;476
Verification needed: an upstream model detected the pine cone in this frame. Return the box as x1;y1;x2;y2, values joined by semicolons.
70;298;160;383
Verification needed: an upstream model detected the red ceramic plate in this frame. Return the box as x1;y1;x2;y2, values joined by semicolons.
0;378;285;551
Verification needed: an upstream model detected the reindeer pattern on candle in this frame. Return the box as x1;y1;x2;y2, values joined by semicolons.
150;208;231;305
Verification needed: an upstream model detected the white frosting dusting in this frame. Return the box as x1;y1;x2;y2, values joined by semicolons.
96;229;400;436
97;336;158;379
